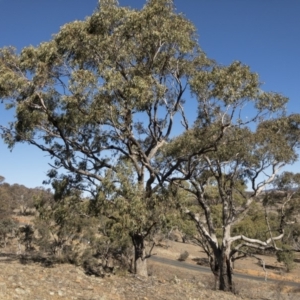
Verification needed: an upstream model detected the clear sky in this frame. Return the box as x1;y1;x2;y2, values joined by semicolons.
1;0;300;188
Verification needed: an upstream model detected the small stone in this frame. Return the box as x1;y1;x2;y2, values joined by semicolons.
58;290;64;296
198;281;205;288
15;287;26;295
49;291;55;295
30;280;40;286
0;282;7;295
173;275;180;284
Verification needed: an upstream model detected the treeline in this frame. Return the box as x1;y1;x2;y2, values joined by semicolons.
0;176;52;248
0;177;51;217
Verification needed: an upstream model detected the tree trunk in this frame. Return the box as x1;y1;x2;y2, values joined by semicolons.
131;233;148;278
213;249;233;292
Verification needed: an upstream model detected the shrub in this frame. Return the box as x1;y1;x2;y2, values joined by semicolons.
276;247;296;272
178;250;189;261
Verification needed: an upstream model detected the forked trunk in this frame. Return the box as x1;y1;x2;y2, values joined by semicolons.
131;233;148;278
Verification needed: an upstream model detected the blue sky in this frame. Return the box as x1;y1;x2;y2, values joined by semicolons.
1;0;300;188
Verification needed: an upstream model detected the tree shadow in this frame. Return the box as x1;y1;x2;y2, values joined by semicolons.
18;253;55;267
192;257;210;266
0;252;19;263
256;261;284;272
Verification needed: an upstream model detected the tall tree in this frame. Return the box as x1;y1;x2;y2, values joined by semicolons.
164;113;300;290
0;0;208;276
159;59;300;291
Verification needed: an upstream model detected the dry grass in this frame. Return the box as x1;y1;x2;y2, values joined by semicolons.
152;240;300;283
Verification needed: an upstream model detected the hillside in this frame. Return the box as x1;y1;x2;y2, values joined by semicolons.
1;241;299;300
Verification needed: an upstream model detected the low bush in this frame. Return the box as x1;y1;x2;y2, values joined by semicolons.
178;250;189;261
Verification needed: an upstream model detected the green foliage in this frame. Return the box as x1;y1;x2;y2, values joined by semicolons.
88;159;170;246
231;203;280;242
33;183;133;272
34;190;91;255
276;246;296;272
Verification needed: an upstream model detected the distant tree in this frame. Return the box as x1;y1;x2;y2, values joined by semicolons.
0;182;15;218
0;182;46;215
0;218;17;248
0;177;18;248
270;172;300;270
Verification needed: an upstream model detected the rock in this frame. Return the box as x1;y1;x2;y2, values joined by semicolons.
173;275;180;284
0;282;6;295
30;280;40;286
15;287;26;295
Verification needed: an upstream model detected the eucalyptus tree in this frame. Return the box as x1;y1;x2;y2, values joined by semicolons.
271;172;300;253
163;107;300;290
0;0;211;276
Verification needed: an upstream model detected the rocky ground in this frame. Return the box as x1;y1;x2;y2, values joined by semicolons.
1;217;299;300
0;251;299;300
